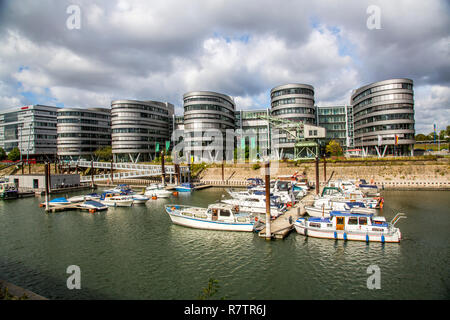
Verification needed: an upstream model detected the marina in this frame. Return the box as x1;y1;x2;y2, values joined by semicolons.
0;186;449;300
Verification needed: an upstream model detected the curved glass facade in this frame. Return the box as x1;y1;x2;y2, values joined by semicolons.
57;108;111;160
183;91;235;162
351;78;415;156
270;84;316;158
111;100;174;162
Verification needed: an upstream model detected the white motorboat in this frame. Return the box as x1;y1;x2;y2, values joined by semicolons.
131;194;150;204
221;195;286;217
145;184;172;198
165;203;255;232
319;187;383;209
78;200;108;211
294;211;406;243
305;199;376;217
99;192;133;207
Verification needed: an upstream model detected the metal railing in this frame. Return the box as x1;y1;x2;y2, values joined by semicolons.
66;160;189;174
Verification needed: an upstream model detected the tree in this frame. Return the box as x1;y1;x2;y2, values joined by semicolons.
0;147;6;161
94;146;112;161
7;147;20;162
415;134;427;141
326;140;343;157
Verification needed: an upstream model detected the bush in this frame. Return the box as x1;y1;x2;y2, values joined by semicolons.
7;147;20;162
252;163;261;170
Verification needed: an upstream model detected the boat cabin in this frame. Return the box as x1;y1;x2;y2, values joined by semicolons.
307;211;388;232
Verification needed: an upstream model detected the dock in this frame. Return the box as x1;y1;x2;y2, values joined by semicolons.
258;191;315;239
40;203;102;213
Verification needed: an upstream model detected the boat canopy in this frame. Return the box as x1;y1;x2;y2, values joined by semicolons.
329;211;373;218
345;201;366;208
84;200;105;208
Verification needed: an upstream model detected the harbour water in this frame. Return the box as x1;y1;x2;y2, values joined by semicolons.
0;188;449;300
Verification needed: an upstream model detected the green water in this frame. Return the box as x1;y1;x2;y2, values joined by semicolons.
0;188;449;299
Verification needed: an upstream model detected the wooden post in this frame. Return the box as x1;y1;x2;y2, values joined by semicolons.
221;160;224;182
315;156;319;195
323;156;327;182
91;160;94;188
110;159;114;184
28;159;31;174
265;161;271;240
44;162;49;210
161;151;165;185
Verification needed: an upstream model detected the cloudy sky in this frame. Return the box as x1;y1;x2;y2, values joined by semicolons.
0;0;448;134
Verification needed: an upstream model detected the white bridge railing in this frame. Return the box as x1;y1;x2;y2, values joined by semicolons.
65;160;189;174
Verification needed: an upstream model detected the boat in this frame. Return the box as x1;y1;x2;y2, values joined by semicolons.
319;187;383;209
175;183;195;192
304;199;376;217
0;182;19;200
144;184;172;198
68;193;102;203
222;195;286;217
358;179;380;196
294;211;406;243
164;203;255;232
99;192;133;207
78;200;108;211
246;178;264;189
131;194;150;204
48;197;71;206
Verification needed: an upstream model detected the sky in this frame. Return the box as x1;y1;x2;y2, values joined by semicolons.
0;0;448;134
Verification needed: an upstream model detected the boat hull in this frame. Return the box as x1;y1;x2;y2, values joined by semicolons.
293;223;401;243
168;214;253;232
101;200;133;207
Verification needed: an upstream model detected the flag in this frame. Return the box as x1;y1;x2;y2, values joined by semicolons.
165;141;170;151
394;134;398;146
241;138;245;149
155;142;160;152
250;137;256;149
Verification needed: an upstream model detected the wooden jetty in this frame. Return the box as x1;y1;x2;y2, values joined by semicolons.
258;191;315;239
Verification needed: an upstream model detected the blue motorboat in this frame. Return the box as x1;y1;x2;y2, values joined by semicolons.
48;197;71;206
175;183;195;192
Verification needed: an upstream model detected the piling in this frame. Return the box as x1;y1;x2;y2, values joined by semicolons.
44;163;49;210
264;161;271;240
160;150;165;184
315;156;319;195
90;160;94;188
110;159;114;184
323;156;327;182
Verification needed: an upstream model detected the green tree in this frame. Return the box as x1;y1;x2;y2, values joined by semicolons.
7;147;20;161
0;147;6;160
415;134;427;141
94;146;112;161
325;140;343;157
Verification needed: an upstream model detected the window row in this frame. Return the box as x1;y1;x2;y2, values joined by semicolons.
352;83;413;103
271;88;314;98
271;97;314;108
353;93;413;109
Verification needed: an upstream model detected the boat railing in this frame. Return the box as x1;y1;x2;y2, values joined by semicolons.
389;213;407;227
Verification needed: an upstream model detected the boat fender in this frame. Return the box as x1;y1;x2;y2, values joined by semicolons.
334;231;337;239
343;232;347;241
366;234;369;242
171;206;176;211
172;191;179;196
235;206;239;213
381;235;385;243
304;228;308;237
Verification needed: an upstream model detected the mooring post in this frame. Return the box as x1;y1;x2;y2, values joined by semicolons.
44;162;49;210
323;156;327;182
110;159;114;185
265;161;271;240
315;156;320;195
221;160;224;182
90;160;94;188
161;151;166;185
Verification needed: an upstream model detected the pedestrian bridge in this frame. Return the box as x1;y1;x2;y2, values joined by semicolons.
62;160;189;182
